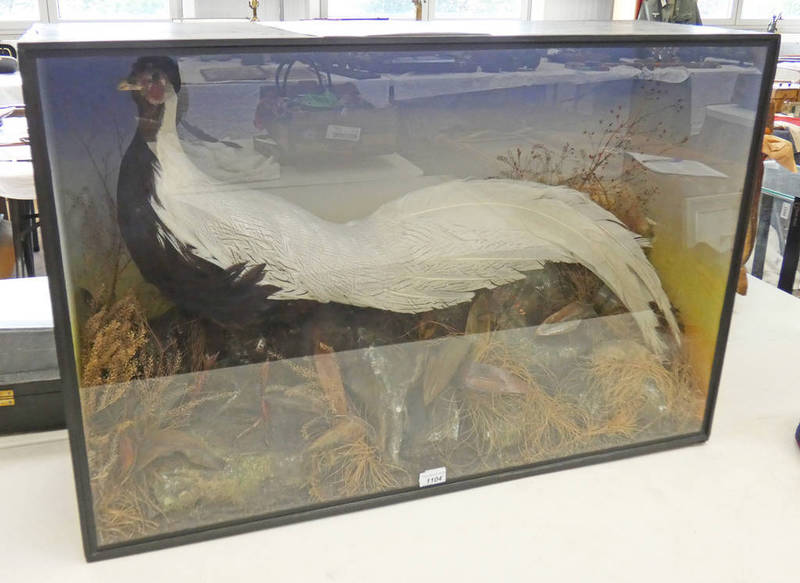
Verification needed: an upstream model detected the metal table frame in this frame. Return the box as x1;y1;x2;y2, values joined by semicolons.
752;186;800;293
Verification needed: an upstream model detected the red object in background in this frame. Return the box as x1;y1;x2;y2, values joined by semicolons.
636;0;643;17
775;113;800;126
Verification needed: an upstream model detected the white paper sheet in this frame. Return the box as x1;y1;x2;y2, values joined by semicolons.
627;152;728;178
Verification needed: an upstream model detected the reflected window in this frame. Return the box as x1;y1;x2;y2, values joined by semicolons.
435;0;523;18
0;0;39;19
740;0;800;19
326;0;524;19
697;0;734;19
56;0;170;20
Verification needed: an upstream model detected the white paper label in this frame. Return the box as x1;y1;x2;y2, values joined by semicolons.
780;201;792;220
419;467;446;488
326;124;362;142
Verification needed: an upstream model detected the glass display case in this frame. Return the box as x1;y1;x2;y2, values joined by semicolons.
18;20;778;560
752;161;800;293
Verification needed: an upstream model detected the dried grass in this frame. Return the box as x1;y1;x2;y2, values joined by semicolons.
308;436;407;502
463;337;587;462
496;106;665;236
80;289;152;401
555;264;602;303
264;348;406;503
583;341;704;437
313;342;349;416
78;291;230;545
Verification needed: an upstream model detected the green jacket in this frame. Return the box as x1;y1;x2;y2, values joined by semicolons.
637;0;702;25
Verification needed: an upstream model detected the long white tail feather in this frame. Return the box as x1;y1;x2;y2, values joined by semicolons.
150;96;679;355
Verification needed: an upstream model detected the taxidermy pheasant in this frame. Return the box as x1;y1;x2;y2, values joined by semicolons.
116;56;680;355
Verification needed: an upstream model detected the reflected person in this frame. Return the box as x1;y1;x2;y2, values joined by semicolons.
638;0;702;25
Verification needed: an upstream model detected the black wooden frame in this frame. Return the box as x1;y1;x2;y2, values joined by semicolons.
17;22;780;561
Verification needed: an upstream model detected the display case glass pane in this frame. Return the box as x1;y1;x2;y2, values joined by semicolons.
25;25;772;556
752;163;800;292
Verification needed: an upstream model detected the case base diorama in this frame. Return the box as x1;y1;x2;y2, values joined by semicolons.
17;20;778;560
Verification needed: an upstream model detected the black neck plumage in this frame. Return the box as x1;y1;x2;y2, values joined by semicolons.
115;124;277;328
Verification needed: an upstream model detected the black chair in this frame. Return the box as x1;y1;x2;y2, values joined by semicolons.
0;44;18;74
0;44;17;59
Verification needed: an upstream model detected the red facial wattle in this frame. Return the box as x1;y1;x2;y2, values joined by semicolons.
145;79;166;105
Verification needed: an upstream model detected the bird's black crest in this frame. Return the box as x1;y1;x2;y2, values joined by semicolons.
128;55;182;93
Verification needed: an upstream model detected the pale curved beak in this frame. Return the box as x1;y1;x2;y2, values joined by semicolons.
117;79;142;91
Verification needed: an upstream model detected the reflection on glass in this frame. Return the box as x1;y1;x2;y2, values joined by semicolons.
753;163;800;290
37;43;767;547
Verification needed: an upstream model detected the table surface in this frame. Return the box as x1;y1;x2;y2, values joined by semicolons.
0;276;53;328
0;159;35;200
0;72;22;107
1;275;798;582
0;114;34;200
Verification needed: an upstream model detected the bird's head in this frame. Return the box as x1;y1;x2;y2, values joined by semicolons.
118;56;181;106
